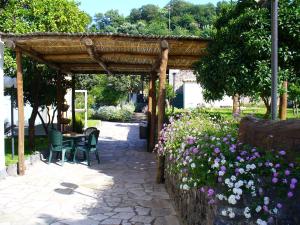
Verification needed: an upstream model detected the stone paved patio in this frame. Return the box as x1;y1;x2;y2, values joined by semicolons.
0;122;180;225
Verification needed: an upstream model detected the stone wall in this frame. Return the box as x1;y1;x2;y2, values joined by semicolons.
238;116;300;160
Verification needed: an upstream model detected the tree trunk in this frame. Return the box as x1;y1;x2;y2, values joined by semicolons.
261;96;271;118
37;111;49;135
232;94;239;114
28;70;41;151
279;81;288;120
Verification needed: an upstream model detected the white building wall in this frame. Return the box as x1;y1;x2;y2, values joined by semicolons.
0;39;5;171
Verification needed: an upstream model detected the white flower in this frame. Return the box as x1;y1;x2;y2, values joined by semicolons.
248;180;254;187
244;207;251;219
233;188;243;195
255;206;262;213
271;168;276;173
264;197;269;205
182;177;188;182
238;168;245;174
229;163;233;168
231;175;236;181
228;212;235;218
273;207;278;214
221;159;226;164
250;164;256;170
216;194;225;200
257;219;267;225
235;195;241;200
221;210;227;216
182;184;190;190
191;163;196;168
212;162;219;168
218;171;225;176
228;195;237;205
235;180;244;188
225;178;230;184
251;191;257;197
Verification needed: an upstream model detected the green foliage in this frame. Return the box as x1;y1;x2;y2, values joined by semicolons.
72;114;84;133
90;0;216;37
92;104;135;122
194;0;300;116
78;75;143;108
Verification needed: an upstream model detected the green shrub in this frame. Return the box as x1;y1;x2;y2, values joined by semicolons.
92;103;135;122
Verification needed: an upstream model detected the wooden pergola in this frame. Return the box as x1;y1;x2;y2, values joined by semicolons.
0;32;209;182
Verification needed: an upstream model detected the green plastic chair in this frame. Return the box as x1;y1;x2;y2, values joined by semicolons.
48;129;73;166
73;130;100;166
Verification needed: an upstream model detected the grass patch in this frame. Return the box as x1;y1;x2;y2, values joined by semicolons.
205;107;299;120
5;136;48;166
87;120;101;127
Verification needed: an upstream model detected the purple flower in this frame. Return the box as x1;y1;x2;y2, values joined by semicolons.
277;203;282;209
192;147;199;154
275;163;281;168
273;172;278;177
291;178;298;184
279;150;286;156
220;166;226;172
285;170;291;176
214;148;220;154
288;191;294;198
207;188;215;197
186;136;196;145
289;163;294;168
208;199;215;204
290;183;296;189
200;187;205;193
263;205;268;212
272;177;278;183
223;137;228;142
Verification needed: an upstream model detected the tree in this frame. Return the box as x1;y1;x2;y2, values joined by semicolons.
1;0;90;150
194;0;299;117
94;10;125;33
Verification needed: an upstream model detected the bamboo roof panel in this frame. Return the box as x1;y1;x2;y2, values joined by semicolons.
0;32;209;74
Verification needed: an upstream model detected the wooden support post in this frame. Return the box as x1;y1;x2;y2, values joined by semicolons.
279;81;288;120
148;71;157;152
72;75;76;131
0;38;5;172
56;74;62;131
156;40;169;184
16;49;25;175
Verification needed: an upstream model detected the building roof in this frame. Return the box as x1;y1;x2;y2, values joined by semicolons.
0;32;209;75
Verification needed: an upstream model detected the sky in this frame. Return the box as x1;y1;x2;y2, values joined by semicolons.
78;0;220;17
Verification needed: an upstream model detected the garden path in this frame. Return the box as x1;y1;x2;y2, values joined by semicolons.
0;121;180;225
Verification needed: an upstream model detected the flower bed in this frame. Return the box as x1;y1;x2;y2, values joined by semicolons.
156;109;300;225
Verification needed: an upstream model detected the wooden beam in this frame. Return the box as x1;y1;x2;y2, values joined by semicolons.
156;40;169;184
72;75;76;131
16;49;25;175
148;71;157;152
81;37;113;76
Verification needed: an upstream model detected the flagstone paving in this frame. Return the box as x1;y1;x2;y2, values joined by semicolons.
0;122;181;225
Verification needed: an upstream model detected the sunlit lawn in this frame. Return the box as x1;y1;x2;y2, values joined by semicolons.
87;119;101;127
5;137;48;166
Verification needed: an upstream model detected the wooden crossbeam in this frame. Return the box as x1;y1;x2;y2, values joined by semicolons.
81;37;113;76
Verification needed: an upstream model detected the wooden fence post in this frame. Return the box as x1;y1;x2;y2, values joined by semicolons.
148;71;157;152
